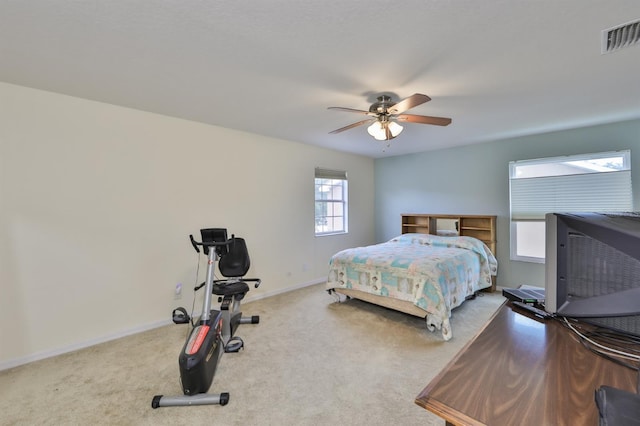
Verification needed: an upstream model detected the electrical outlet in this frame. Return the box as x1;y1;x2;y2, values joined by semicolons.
174;283;182;300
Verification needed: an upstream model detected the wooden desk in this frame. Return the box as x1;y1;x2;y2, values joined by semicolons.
415;302;638;426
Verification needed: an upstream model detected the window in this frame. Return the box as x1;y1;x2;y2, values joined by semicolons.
315;168;348;235
509;150;632;263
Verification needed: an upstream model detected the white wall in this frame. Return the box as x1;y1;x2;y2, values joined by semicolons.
0;82;375;368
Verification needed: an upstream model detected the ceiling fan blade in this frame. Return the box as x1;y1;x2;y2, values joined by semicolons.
396;114;452;126
387;93;431;115
329;119;375;134
328;107;375;116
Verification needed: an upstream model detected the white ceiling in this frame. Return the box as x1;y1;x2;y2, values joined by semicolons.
1;1;639;158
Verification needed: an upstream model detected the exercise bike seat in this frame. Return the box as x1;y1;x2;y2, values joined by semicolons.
212;281;250;297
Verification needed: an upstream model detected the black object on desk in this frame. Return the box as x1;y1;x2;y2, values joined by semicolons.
595;385;640;425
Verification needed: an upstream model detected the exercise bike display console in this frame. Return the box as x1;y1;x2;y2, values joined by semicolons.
151;228;261;408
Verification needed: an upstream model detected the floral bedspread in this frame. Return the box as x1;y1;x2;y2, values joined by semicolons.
326;233;498;340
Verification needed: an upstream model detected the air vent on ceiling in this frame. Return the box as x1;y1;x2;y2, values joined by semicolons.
602;19;640;54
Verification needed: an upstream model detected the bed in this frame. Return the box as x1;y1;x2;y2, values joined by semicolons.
326;214;498;341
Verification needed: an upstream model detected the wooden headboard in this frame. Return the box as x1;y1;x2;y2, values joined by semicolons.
401;213;497;290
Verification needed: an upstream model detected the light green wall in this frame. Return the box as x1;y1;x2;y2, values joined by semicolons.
375;118;640;288
0;82;375;367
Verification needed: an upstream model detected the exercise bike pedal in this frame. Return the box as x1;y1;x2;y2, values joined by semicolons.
172;307;191;324
225;336;244;353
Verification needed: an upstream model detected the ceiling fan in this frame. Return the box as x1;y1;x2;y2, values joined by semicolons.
328;93;451;141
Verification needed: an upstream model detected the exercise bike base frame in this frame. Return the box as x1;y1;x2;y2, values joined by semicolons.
152;392;230;408
152;229;260;409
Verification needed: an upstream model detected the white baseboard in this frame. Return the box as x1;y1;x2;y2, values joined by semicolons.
0;278;325;372
243;277;325;304
0;317;172;372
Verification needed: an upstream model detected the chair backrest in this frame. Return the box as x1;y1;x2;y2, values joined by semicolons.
218;237;251;277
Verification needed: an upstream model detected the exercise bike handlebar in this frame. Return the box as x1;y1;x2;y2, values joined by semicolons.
189;234;234;254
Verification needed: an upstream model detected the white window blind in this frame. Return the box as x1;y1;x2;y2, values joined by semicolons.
314;168;347;180
510;170;632;220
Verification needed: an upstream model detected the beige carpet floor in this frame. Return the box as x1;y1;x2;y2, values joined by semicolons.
0;283;505;425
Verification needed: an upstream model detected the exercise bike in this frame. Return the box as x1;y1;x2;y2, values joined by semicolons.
152;228;261;408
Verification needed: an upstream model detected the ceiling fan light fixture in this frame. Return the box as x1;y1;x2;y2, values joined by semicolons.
367;121;385;140
367;120;403;141
388;121;404;138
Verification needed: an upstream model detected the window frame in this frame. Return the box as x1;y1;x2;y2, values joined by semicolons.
509;150;632;263
314;168;348;236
